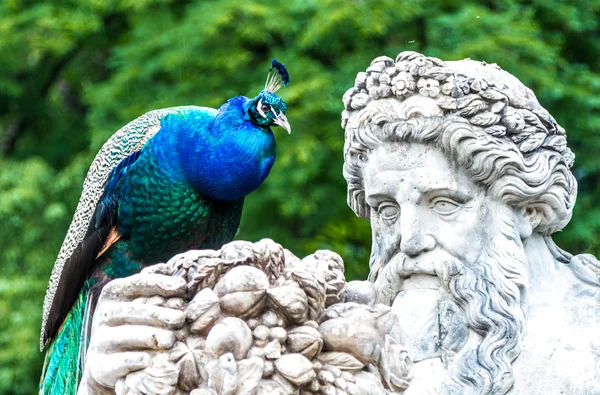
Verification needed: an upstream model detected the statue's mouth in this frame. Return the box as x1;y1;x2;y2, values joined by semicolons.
373;253;461;305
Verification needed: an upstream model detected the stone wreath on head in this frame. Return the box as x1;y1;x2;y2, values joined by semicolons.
340;51;600;283
342;50;575;234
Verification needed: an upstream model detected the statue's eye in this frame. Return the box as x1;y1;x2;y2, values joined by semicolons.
378;202;399;221
261;104;271;113
432;198;459;215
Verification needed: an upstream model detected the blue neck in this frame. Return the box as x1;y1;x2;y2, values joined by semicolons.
157;98;276;201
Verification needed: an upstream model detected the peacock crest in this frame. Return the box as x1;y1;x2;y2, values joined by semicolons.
264;59;290;94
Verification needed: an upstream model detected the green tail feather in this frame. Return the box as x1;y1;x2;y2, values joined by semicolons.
39;281;92;395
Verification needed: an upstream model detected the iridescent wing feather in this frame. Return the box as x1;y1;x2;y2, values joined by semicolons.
40;105;205;350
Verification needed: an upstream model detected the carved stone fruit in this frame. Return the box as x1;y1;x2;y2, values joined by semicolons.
317;352;365;372
263;339;281;360
206;317;252;360
267;285;308;324
269;326;287;343
286;326;323;359
169;340;204;391
186;288;221;335
214;266;269;295
259;310;279;328
214;266;269;318
319;315;381;364
345;281;377;306
274;354;316;386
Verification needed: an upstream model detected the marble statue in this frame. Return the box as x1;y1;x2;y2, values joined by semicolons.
78;51;600;395
341;51;600;394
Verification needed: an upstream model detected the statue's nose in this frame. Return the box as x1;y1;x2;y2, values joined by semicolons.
399;206;435;256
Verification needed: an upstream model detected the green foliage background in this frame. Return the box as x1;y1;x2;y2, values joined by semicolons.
0;0;599;392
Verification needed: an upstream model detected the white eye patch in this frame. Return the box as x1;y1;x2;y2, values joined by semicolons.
257;98;267;119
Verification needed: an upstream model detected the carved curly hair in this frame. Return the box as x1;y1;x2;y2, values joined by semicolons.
342;52;577;236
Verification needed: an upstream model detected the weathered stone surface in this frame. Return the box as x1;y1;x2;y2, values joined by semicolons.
274;354;315;386
286;326;322;359
205;318;252;360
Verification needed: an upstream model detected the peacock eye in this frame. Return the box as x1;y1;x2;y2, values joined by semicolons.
261;104;270;113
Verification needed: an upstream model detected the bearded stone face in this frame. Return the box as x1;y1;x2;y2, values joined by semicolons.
363;141;529;394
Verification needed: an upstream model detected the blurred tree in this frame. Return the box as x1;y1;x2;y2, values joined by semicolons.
0;0;598;392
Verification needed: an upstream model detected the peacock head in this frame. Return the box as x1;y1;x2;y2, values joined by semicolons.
248;59;291;133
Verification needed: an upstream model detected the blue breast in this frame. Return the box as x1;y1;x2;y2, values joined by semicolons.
150;100;276;201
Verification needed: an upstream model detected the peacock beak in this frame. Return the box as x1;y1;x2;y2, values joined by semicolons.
274;113;291;134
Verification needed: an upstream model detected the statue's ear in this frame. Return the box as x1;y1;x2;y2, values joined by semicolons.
515;205;542;239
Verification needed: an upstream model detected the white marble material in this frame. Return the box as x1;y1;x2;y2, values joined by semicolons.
341;51;600;394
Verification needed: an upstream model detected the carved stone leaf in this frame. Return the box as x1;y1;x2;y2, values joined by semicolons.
343;87;357;110
355;72;367;90
366;62;387;74
436;95;458;110
370;55;395;67
543;135;567;153
510;130;532;144
423;66;453;80
479;88;507;102
317;352;365;372
490;100;506;113
459;101;489;117
395;51;421;63
455;94;484;109
289;268;326;320
250;239;286;284
485;125;507;137
469;111;501;126
169;341;203;391
519;109;547;133
519;132;546;153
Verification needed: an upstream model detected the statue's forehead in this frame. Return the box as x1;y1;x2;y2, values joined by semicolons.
363;143;478;197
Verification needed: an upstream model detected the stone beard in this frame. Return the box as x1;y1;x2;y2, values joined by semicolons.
374;208;529;394
363;140;529;394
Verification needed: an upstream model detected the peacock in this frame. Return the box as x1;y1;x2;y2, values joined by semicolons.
39;60;290;394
